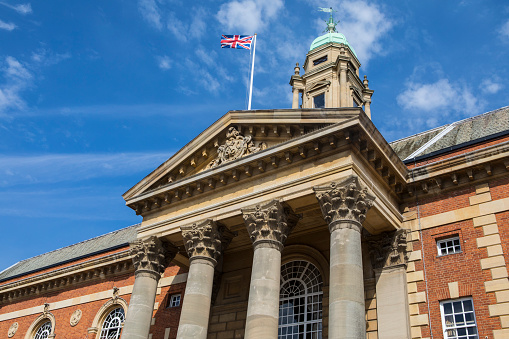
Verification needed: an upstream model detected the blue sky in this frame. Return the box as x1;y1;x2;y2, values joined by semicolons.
1;0;508;271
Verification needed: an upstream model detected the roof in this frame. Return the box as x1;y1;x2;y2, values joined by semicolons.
389;106;509;163
309;32;358;57
0;224;139;283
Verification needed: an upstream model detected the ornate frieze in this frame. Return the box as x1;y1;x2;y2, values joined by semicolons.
365;229;409;269
130;236;178;276
7;322;18;338
69;309;82;327
181;220;235;264
206;127;266;169
242;200;301;250
314;176;375;232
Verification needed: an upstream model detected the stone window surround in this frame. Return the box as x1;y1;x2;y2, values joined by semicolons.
88;297;128;339
24;309;56;339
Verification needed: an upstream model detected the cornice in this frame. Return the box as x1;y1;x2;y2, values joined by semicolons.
404;140;509;198
0;250;133;305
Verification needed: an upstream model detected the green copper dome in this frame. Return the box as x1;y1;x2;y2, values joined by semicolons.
309;32;357;58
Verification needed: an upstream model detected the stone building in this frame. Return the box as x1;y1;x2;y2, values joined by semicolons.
1;17;509;339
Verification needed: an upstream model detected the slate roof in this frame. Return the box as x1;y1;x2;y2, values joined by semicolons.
0;224;139;283
389;106;509;163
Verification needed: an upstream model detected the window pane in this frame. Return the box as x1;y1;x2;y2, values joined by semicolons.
453;301;463;312
444;303;453;314
314;94;325;108
463;300;473;312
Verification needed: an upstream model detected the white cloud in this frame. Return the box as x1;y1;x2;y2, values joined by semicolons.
138;0;162;30
216;0;284;33
0;152;171;187
167;11;188;41
0;2;32;15
314;0;393;65
0;19;16;31
397;78;483;126
31;49;71;66
0;57;32;114
157;55;172;70
167;7;207;42
499;19;509;40
480;78;503;94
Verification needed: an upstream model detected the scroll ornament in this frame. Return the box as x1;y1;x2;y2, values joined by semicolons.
242;200;301;248
206;127;266;169
314;176;375;230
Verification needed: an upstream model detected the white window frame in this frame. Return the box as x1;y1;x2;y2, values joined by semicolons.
440;297;478;339
437;236;461;256
168;294;181;308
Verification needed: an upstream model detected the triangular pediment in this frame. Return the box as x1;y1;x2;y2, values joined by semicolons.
122;108;408;217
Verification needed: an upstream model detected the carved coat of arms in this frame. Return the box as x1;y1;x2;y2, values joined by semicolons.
206;127;266;169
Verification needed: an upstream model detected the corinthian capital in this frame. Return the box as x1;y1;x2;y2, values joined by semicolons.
366;229;409;269
130;236;177;277
181;220;234;266
314;176;375;233
242;200;301;251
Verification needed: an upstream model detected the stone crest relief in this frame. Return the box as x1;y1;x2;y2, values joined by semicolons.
70;309;82;327
366;229;408;269
206;127;266;169
8;322;18;337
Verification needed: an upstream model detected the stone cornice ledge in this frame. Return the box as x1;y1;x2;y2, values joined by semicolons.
0;250;132;296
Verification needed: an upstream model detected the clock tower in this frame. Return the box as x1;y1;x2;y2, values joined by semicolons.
290;9;374;118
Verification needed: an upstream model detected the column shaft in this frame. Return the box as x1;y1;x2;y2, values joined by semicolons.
244;245;282;339
292;88;299;109
340;68;347;106
122;271;160;339
329;224;365;339
177;258;215;339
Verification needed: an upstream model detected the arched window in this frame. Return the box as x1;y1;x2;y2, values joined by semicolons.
34;322;52;339
279;260;323;339
99;307;125;339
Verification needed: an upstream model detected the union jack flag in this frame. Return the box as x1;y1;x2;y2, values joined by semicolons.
220;35;253;49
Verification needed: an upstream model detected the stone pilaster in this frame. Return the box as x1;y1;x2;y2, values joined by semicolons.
177;220;234;339
366;229;411;339
314;176;375;339
123;236;178;339
242;200;300;339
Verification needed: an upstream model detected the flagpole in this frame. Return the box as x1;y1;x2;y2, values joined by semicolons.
247;33;257;110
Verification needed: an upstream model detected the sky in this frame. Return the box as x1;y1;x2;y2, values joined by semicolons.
1;0;508;271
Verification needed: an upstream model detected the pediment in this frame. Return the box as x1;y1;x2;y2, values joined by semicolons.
307;80;331;92
122;108;408;216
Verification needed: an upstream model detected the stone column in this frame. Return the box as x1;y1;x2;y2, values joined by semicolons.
292;88;300;109
242;200;300;339
366;229;411;339
314;176;375;339
339;67;347;107
123;236;178;339
177;220;234;339
364;100;371;119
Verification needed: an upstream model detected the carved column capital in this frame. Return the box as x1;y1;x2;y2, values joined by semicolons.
365;229;409;269
130;236;178;278
181;220;235;266
314;176;375;233
242;200;301;251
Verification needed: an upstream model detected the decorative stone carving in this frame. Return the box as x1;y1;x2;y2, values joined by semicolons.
206;127;266;169
43;302;50;314
8;322;18;337
314;176;375;233
242;200;301;250
365;229;409;269
130;236;178;276
181;220;235;264
70;309;82;327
